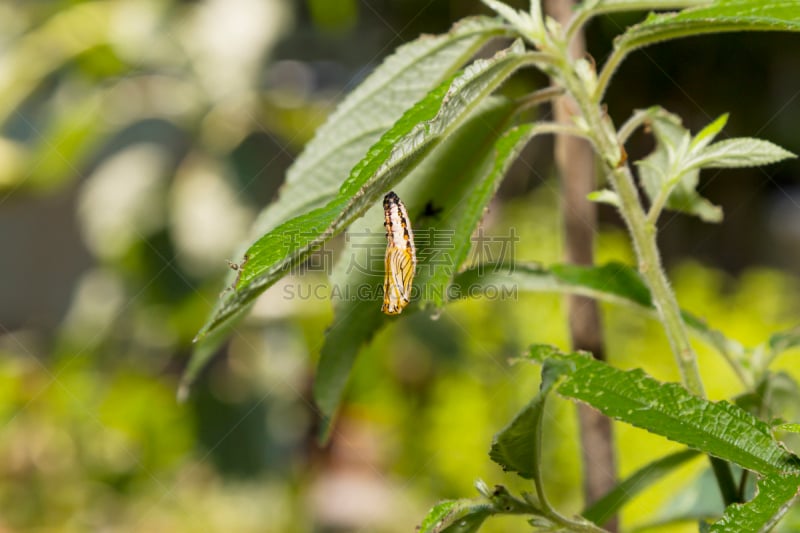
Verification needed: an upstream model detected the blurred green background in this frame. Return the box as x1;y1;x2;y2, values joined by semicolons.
1;1;799;531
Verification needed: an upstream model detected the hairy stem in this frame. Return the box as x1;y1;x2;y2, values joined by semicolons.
606;166;707;396
549;42;706;394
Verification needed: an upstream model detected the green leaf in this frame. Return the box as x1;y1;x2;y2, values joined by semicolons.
526;348;800;476
311;102;504;437
690;113;729;151
418;499;493;533
774;424;800;434
452;261;655;308
587;189;620;207
615;2;800;55
417;484;536;533
768;326;800;357
192;41;548;341
424;123;541;308
710;473;800;532
489;359;569;478
689;138;795;169
314;103;538;441
585;0;709;14
182;19;518;393
634;107;689;190
450;261;744;363
314;256;754;436
548;262;653;307
636;108;721;222
634;105;794;224
583;449;702;525
252;16;510;236
660;174;723;223
482;0;540;39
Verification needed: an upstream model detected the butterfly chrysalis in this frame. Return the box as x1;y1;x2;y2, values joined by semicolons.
381;191;416;315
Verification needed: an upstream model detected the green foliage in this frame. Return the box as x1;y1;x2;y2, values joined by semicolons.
314;99;531;439
187;0;800;526
617;1;800;52
418;484;537;533
11;0;797;531
191;39;549;346
418;499;493;533
709;474;800;532
489;359;566;479
635;107;794;222
525;348;800;476
252;16;510;236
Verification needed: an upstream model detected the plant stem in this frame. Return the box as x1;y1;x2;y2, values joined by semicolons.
531;389;563;519
608;166;707;397
515;85;566;111
530;378;609;532
549;42;706;395
616;109;649;145
535;0;751;509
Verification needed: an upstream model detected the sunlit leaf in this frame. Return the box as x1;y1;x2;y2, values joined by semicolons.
526;348;800;476
635;106;794;223
482;0;539;39
774;424;800;434
710;473;800;532
417;484;536;533
252;16;510;235
582;0;708;14
418;499;493;533
615;2;800;54
690;113;728;151
587;189;620;207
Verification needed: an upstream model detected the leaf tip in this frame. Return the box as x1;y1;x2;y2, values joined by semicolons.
587;189;620;207
176;382;190;403
528;343;562;362
316;413;338;446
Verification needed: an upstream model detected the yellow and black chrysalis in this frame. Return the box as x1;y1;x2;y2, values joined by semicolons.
381;191;416;315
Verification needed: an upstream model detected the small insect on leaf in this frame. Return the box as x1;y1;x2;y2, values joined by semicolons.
382;191;416;315
219;254;250;296
226;254;249;289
